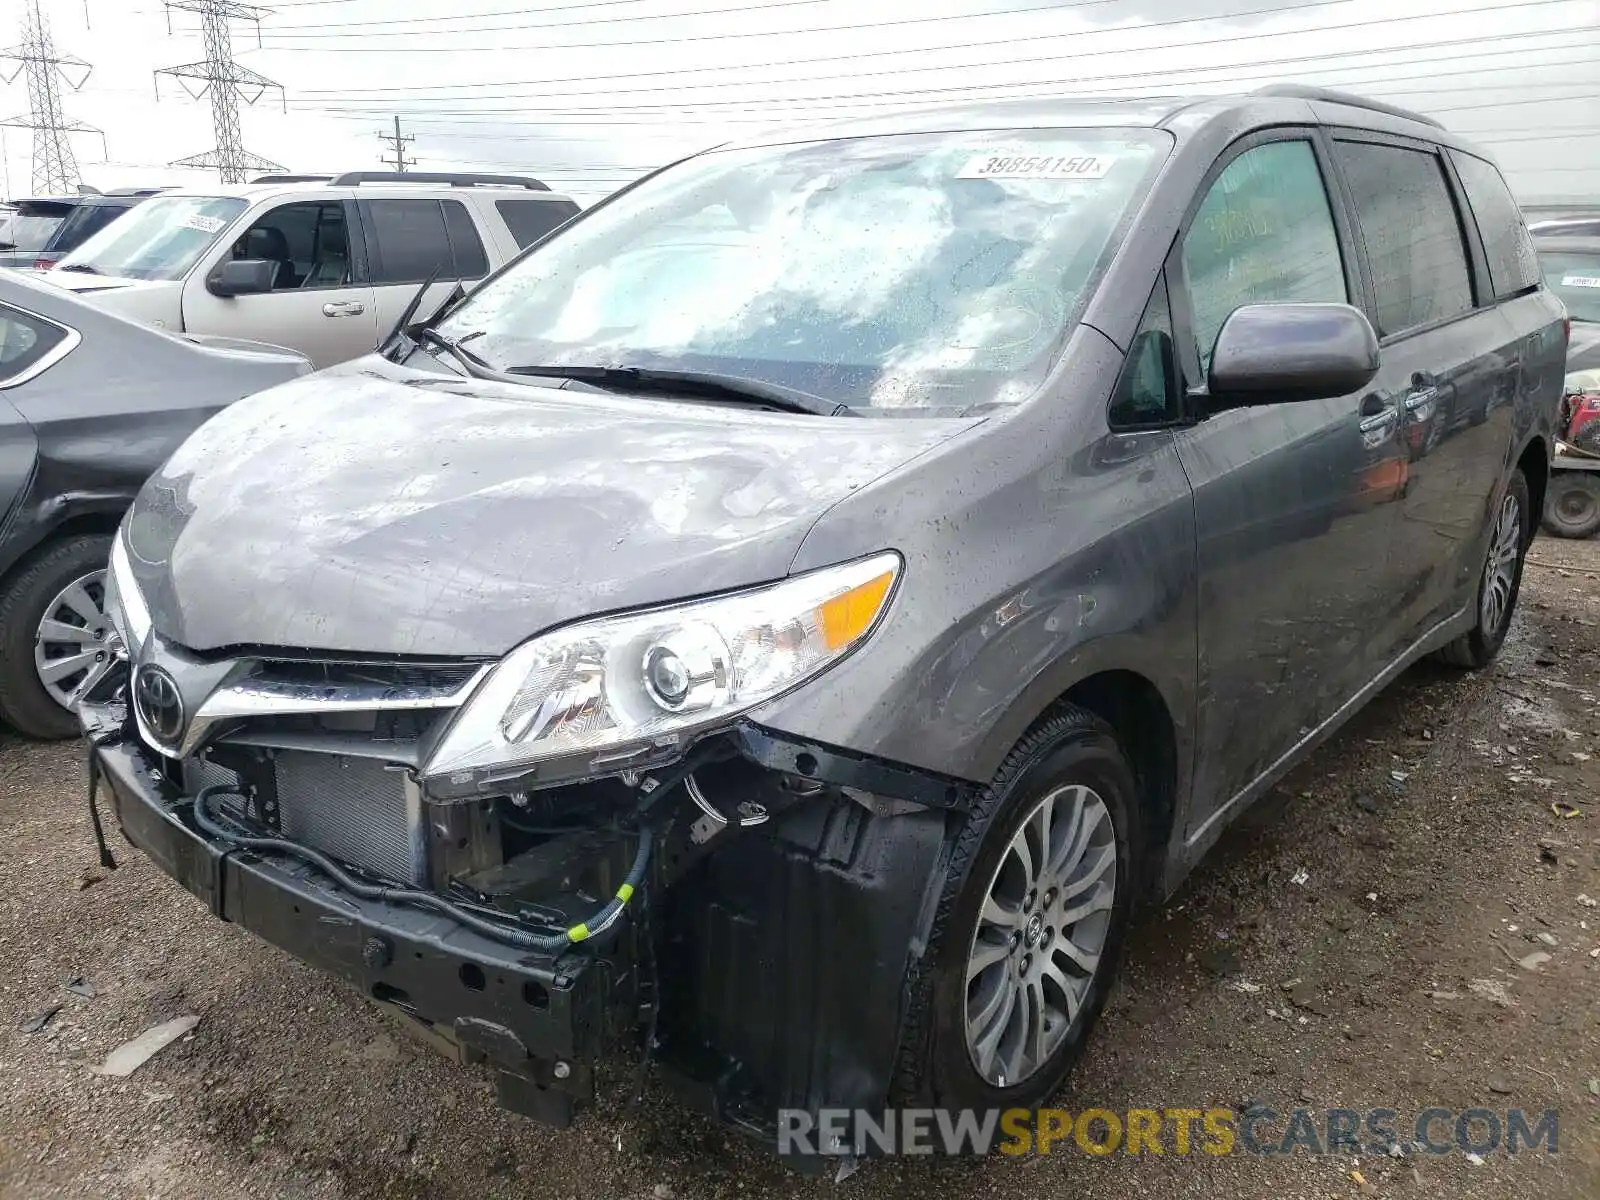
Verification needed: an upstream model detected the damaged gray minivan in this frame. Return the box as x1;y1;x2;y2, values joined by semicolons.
83;85;1564;1152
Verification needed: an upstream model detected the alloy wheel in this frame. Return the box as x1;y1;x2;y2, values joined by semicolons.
1479;492;1521;637
33;569;113;711
963;783;1117;1089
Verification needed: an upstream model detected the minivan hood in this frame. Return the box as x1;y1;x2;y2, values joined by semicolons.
124;359;977;657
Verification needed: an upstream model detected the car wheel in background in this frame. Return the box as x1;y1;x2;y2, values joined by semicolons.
0;533;116;739
1541;473;1600;540
1434;468;1530;670
896;706;1139;1114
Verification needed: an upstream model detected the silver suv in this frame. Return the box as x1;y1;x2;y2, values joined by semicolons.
42;172;580;369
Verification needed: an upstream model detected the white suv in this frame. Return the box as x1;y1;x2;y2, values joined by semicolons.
43;172;580;369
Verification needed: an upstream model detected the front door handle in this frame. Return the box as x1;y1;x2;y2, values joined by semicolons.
1358;401;1399;446
322;301;365;317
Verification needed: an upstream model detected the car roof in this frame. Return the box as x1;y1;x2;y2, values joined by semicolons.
141;177;578;204
1533;233;1600;254
717;84;1485;157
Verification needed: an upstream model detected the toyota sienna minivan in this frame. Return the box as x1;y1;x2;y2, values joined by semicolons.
83;85;1564;1156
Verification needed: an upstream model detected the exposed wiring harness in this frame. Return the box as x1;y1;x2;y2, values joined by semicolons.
190;785;653;954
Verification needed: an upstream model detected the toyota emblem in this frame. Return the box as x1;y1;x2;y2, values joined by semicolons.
134;664;185;744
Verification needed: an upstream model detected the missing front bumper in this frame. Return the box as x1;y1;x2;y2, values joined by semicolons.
93;740;631;1126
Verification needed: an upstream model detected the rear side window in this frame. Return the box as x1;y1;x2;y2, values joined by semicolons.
364;199;462;284
1180;139;1348;372
496;198;576;249
1449;151;1540;299
1332;141;1473;336
0;304;69;382
441;200;489;278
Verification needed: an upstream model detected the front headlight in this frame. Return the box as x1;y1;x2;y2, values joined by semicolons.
422;552;901;792
105;534;152;660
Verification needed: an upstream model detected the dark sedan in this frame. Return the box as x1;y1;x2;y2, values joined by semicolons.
0;270;310;737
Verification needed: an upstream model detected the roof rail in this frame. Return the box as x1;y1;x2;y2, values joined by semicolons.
1252;83;1445;129
328;170;551;191
250;174;335;184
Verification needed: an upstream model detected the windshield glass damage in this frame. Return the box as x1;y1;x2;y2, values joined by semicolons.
439;127;1171;413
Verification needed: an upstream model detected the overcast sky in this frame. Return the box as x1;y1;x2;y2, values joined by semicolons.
0;0;1594;203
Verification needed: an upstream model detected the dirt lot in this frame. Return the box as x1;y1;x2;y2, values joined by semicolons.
1;536;1597;1200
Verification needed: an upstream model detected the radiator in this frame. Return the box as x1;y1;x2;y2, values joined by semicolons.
274;752;426;886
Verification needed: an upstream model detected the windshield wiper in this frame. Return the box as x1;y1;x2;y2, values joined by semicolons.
416;326;491;375
501;364;855;417
57;263;99;274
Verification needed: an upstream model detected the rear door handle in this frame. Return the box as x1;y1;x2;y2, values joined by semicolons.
322;301;365;317
1403;386;1439;413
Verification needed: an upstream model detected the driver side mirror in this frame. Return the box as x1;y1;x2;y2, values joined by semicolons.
208;258;276;298
1203;302;1379;411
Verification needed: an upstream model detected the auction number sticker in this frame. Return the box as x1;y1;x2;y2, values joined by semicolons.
181;214;227;234
957;152;1113;181
1562;274;1600;289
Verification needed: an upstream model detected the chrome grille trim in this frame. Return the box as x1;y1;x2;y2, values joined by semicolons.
177;661;489;757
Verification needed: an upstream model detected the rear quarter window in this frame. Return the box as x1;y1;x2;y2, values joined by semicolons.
1449;151;1541;300
495;197;579;249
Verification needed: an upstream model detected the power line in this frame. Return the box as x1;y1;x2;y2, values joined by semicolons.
294;48;1600;123
280;1;1588;100
377;114;413;171
271;0;835;34
156;1;286;182
254;0;1357;52
0;0;103;194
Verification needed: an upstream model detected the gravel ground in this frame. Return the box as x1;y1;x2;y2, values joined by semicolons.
2;535;1598;1200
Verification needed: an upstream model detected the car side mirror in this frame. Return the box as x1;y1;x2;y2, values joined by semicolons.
208;258;276;298
1204;302;1379;411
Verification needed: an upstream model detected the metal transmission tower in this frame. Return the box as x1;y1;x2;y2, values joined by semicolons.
0;0;105;194
155;0;284;182
378;116;413;173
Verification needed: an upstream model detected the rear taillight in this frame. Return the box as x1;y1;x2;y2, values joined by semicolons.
1564;316;1572;342
32;256;56;271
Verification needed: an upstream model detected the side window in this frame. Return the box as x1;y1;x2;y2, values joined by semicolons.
1332;140;1474;336
1180;140;1348;372
1449;150;1540;300
1109;279;1178;427
365;199;454;285
496;198;575;249
0;304;68;382
441;200;489;278
229;201;350;291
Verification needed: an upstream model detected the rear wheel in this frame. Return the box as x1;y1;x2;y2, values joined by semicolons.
896;707;1138;1114
1435;470;1529;670
0;534;115;739
1541;473;1600;539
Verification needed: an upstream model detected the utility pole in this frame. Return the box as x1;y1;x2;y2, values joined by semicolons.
0;0;105;194
155;1;285;182
378;115;413;173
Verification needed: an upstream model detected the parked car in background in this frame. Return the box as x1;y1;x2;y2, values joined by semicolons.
44;172;581;368
1536;227;1600;380
0;197;83;269
82;85;1563;1151
27;189;167;272
0;270;310;739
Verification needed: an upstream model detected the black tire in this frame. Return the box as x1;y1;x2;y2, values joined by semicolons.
894;706;1139;1117
1434;469;1530;670
0;534;114;739
1541;474;1600;540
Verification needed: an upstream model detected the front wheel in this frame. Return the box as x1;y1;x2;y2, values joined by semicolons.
1434;469;1529;670
1541;473;1600;539
897;707;1138;1114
